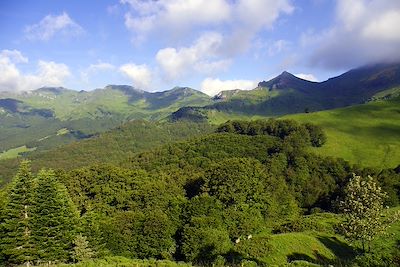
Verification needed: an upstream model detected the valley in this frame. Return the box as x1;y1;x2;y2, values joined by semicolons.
1;65;400;267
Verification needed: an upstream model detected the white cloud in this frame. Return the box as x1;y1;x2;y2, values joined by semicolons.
362;10;400;42
121;0;293;50
25;12;84;41
0;49;29;63
121;0;231;43
309;0;400;69
0;50;70;92
156;32;231;81
200;78;258;96
122;0;294;82
81;62;115;83
119;63;152;89
295;73;318;82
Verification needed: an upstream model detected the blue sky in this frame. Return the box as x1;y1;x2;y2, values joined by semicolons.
1;0;399;96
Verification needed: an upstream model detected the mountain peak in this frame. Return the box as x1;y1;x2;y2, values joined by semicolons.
34;87;70;95
104;85;145;94
258;71;315;90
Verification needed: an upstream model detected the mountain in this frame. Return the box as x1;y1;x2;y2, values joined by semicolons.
172;62;400;121
0;86;212;155
2;62;400;159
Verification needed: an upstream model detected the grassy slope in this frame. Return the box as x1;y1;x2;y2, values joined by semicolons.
284;97;400;169
0;146;36;160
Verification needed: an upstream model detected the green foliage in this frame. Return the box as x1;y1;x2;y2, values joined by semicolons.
0;121;214;187
31;169;79;263
72;234;95;262
0;160;36;265
56;256;193;267
340;174;392;251
181;216;232;263
234;236;272;259
216;119;326;148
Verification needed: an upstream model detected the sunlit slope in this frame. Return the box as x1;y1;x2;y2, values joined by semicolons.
285;97;400;168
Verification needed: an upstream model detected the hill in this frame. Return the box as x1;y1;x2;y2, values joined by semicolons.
0;120;214;186
172;62;400;120
0;86;212;155
285;96;400;169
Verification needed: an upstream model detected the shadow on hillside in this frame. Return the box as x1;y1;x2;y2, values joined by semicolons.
287;236;358;266
317;236;357;260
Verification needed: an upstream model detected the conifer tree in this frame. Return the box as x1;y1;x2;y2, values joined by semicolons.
31;169;79;263
72;234;95;262
0;160;36;265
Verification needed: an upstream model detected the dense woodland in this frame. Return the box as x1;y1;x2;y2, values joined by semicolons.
0;119;400;266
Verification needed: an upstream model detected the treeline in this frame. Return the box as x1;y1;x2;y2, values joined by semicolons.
0;121;214;187
217;119;327;147
0;120;399;266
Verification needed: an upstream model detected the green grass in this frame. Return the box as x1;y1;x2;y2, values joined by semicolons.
284;97;400;169
369;206;400;252
55;256;192;267
264;232;354;266
0;146;36;160
57;128;70;135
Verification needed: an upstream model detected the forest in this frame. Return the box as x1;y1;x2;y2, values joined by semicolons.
0;119;399;266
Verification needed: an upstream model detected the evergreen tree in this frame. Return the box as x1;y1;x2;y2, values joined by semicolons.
0;160;36;265
72;234;95;262
31;169;79;263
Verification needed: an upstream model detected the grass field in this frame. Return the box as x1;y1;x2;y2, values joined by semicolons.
0;146;36;160
284;97;400;169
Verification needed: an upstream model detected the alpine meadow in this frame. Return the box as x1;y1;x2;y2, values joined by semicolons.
1;1;400;267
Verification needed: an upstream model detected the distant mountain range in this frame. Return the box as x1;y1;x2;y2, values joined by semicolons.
1;62;400;156
171;62;400;121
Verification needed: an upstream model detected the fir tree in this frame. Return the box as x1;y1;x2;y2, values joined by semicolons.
31;169;79;263
72;234;95;262
0;160;36;266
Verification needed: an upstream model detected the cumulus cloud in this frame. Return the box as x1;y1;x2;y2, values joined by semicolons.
121;0;232;43
81;62;115;83
295;73;318;82
121;0;293;49
0;50;71;92
156;32;231;81
25;12;84;41
119;63;152;89
200;78;258;96
122;0;293;83
309;0;400;69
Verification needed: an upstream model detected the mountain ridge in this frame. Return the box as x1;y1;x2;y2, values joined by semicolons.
1;62;400;157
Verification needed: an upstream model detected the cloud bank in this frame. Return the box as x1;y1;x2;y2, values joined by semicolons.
0;50;71;92
309;0;400;69
201;78;258;96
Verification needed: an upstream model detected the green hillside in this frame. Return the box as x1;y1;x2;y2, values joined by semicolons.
0;120;214;186
285;97;400;169
0;86;212;156
172;63;400;120
1;121;399;266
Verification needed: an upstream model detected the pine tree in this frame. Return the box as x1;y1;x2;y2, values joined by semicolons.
72;234;94;262
31;169;79;264
0;160;36;265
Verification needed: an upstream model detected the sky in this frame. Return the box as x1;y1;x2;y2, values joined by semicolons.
1;0;399;96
